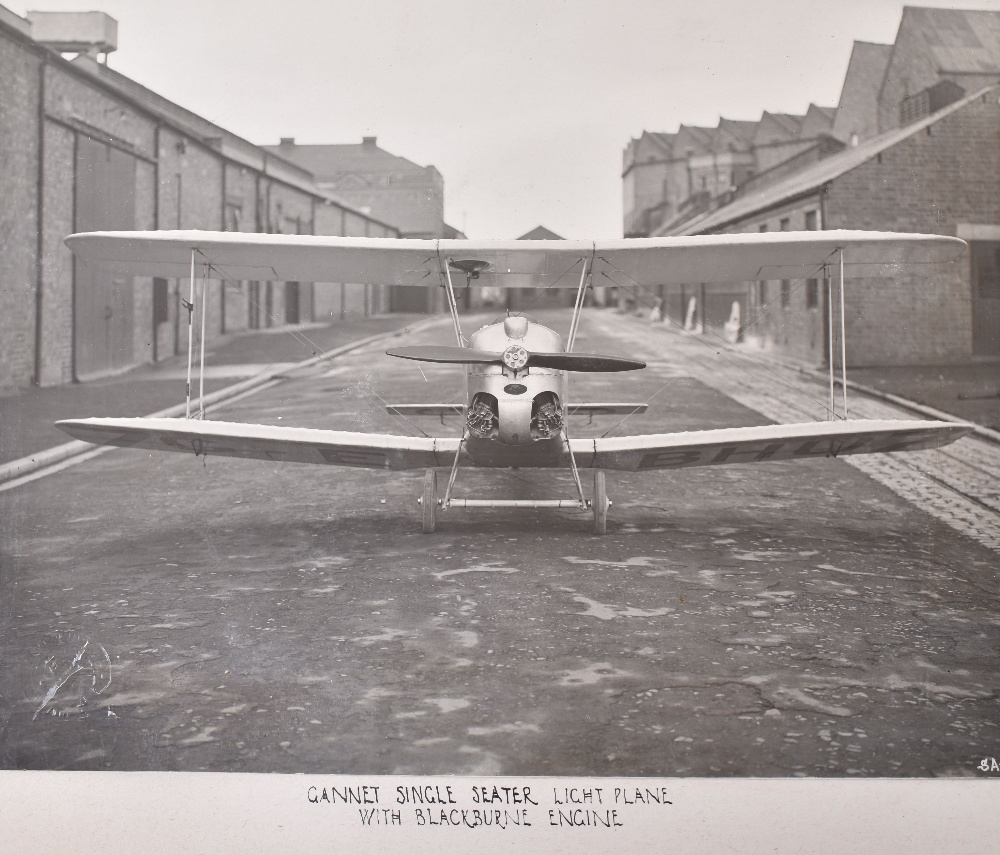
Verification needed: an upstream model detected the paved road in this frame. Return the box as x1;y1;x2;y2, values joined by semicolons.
1;309;997;777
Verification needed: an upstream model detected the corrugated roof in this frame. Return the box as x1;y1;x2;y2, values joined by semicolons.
659;86;996;236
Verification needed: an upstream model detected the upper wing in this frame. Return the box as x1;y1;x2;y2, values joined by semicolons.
565;419;971;471
55;417;459;470
65;230;965;289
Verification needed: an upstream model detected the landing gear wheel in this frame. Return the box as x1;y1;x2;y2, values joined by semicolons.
422;469;437;533
592;469;609;535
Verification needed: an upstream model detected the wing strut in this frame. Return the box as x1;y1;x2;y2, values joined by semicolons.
440;250;466;347
183;250;209;419
838;248;849;418
563;254;595;508
566;253;592;353
185;250;197;418
826;248;850;421
825;262;835;420
199;262;208;417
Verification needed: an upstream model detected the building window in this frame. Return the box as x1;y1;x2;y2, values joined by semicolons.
806;279;819;309
780;217;791;231
781;280;791;308
759;224;768;232
805;210;818;230
758;281;767;304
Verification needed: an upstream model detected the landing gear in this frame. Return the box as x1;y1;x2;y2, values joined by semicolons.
421;469;437;533
592;469;609;535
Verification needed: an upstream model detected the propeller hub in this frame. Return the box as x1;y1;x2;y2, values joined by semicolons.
502;344;529;371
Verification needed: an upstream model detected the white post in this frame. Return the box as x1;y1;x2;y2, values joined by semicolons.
839;249;849;419
185;250;196;419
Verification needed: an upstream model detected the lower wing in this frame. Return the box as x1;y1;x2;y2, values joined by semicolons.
567;419;970;471
55;417;969;473
56;417;459;470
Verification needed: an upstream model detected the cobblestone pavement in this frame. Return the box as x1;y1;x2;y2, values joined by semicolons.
1;309;997;778
597;313;1000;554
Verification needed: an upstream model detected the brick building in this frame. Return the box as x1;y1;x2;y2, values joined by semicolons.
265;137;467;314
625;6;1000;366
623;108;836;239
0;7;401;390
266;137;449;240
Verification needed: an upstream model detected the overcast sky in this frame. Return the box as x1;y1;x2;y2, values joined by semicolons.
9;0;1000;238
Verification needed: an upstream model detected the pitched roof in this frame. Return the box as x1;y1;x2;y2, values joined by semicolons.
908;6;1000;74
799;104;837;139
659;86;996;236
719;118;759;139
832;40;893;142
646;131;676;153
752;111;806;149
263;140;430;181
715;118;759;151
517;225;564;240
675;124;717;152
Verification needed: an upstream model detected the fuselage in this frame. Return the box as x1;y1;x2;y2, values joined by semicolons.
463;316;567;468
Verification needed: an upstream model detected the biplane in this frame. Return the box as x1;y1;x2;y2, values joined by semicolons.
57;230;971;533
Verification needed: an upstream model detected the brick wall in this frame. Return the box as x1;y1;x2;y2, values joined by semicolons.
37;119;74;385
0;19;408;390
132;159;156;364
825;93;1000;363
694;93;999;366
879;9;959;133
0;36;40;389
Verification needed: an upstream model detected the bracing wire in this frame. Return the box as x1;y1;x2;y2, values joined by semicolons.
512;257;589;319
188;254;430;437
597;256;841;421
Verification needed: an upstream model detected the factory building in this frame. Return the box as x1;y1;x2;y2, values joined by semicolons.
0;7;403;390
264;137;468;313
623;6;1000;366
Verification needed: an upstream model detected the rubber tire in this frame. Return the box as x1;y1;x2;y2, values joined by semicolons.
422;469;437;533
592;469;608;535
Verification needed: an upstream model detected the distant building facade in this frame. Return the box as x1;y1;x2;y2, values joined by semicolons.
624;6;1000;365
266;137;446;239
266;137;466;313
623;109;837;240
0;7;407;390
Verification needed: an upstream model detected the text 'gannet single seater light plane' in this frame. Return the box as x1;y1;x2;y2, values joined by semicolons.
57;230;972;533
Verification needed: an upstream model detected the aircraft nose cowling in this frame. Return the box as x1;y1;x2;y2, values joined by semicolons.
497;398;533;445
